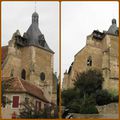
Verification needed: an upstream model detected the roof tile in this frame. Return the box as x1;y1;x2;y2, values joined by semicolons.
2;77;49;103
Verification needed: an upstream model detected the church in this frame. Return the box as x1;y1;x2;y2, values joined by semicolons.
63;19;119;95
2;11;57;118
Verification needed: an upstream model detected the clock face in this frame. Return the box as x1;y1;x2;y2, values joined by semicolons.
40;72;45;81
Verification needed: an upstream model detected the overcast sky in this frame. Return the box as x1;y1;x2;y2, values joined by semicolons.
2;1;59;75
61;1;119;78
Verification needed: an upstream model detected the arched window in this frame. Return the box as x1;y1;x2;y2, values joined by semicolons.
87;56;92;66
40;72;45;81
21;69;26;80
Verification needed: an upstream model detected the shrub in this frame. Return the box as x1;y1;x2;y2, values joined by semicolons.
79;95;98;114
80;104;98;114
67;101;81;113
62;88;79;106
95;89;112;105
66;95;98;114
67;99;82;113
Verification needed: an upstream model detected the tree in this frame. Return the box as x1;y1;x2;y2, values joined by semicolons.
74;69;104;99
62;69;105;114
62;69;118;114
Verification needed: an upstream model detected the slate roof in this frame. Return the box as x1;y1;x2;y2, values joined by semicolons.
23;12;54;53
89;19;119;41
2;77;49;103
107;19;119;36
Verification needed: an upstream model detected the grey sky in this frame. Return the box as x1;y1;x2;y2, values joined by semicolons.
2;1;59;75
61;1;119;78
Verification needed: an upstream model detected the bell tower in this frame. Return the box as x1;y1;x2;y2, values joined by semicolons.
21;11;54;102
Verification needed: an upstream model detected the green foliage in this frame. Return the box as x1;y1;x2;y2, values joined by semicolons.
74;69;104;95
62;88;81;106
79;95;98;114
80;104;98;114
95;89;112;105
62;69;118;114
19;101;57;118
66;95;98;114
95;89;118;105
67;99;82;113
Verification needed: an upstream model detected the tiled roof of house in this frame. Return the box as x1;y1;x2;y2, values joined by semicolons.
2;77;49;103
2;46;8;65
21;80;49;103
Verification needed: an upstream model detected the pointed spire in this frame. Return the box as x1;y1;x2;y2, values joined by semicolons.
23;10;54;53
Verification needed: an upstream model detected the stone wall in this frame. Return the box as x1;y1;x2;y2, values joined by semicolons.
2;35;56;103
96;103;118;114
63;33;119;93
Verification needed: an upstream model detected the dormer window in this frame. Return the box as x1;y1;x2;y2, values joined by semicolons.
87;56;92;66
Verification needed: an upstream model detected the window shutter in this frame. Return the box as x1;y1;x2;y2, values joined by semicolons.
12;96;19;108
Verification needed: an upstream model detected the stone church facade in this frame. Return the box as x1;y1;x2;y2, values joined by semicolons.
63;19;119;94
2;12;57;118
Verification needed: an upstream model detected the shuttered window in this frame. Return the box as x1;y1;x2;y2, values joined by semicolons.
12;96;19;108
